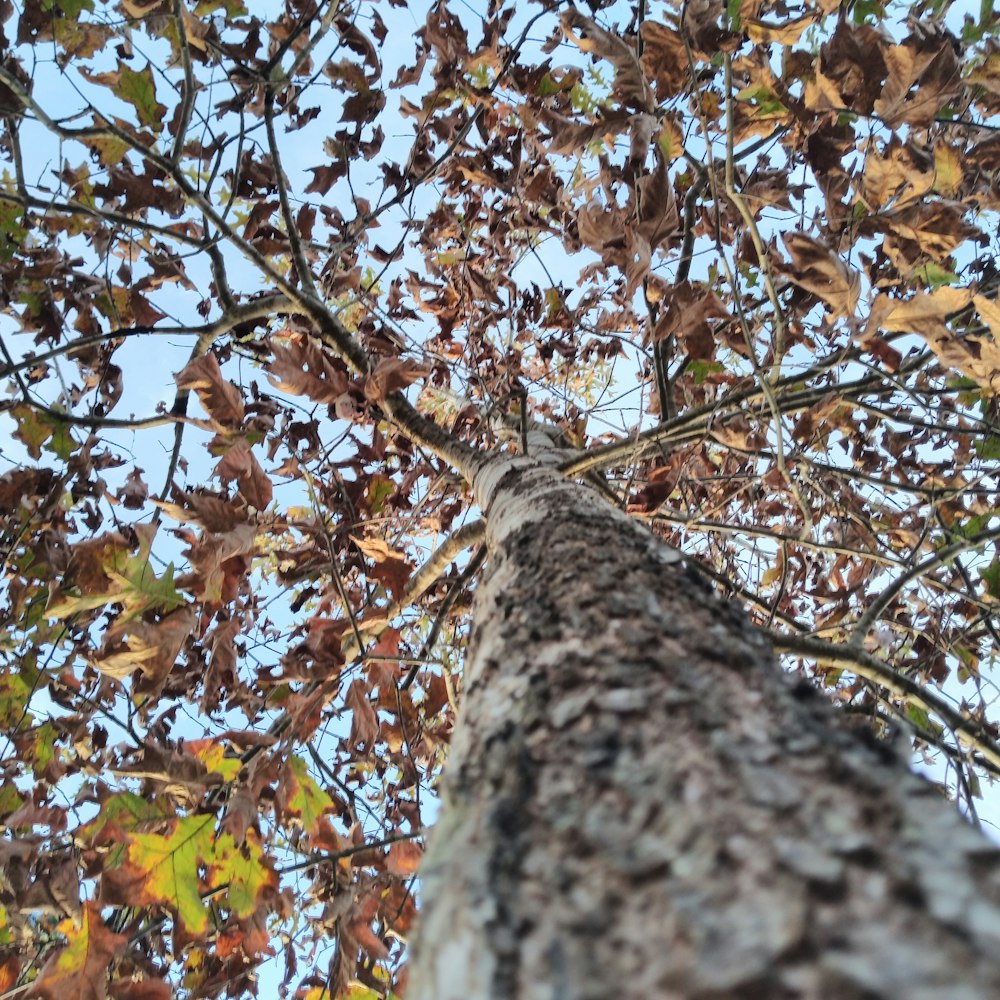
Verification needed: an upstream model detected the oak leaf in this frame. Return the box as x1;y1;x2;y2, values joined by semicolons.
780;232;860;319
364;357;430;401
353;535;413;598
176;353;245;430
276;755;335;835
874;30;961;128
559;7;653;113
879;288;1000;392
31;902;125;1000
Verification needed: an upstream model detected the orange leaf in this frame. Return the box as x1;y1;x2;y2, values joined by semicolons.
386;841;423;876
32;901;125;1000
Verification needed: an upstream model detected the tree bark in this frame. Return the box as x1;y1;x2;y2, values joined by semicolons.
408;458;1000;1000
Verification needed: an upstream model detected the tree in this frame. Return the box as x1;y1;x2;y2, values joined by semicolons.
1;0;1000;996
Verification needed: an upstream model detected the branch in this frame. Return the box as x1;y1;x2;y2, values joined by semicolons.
847;527;1000;652
350;519;486;656
560;348;929;478
767;630;1000;773
169;0;196;165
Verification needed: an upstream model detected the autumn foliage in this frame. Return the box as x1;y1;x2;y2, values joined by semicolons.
1;0;1000;996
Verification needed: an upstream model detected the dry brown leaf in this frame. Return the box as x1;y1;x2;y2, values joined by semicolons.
537;107;631;157
97;607;198;696
386;841;423;876
859;140;934;210
559;7;654;112
636;152;679;251
653;282;730;361
268;339;350;404
176;353;244;429
345;678;380;749
353;535;413;597
876;201;978;260
365;357;430;401
879;288;1000;392
639;21;687;99
213;438;273;510
746;13;815;45
780;232;861;318
874;31;961;128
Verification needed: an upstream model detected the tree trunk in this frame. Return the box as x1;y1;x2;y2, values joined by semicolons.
408;459;1000;1000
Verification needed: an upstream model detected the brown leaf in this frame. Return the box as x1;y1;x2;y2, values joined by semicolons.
213;439;273;510
746;13;815;45
345;679;380;749
640;22;688;100
874;28;962;129
268;338;350;404
708;414;765;451
176;354;244;429
537;107;631;157
116;468;148;510
859;139;935;211
353;535;413;598
181;523;259;605
636;151;679;251
653;282;729;361
780;232;861;318
874;201;980;260
560;6;654;112
304;162;347;195
32;902;126;1000
98;606;197;697
156;489;249;532
109;978;173;1000
880;288;1000;391
364;357;430;401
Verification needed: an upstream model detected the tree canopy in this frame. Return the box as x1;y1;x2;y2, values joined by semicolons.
1;0;1000;997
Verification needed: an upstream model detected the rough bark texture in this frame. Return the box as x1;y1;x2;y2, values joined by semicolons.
409;459;1000;1000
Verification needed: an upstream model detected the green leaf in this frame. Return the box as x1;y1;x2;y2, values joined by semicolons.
214;829;277;919
29;721;58;775
912;262;958;290
687;359;724;384
726;0;742;32
9;405;76;460
117;815;277;934
281;754;334;834
950;513;991;540
980;556;1000;600
0;783;24;820
905;702;932;732
106;554;185;620
367;474;395;515
127;815;216;934
976;435;1000;461
42;0;94;16
0;202;26;261
11;405;53;459
47;542;185;623
115;62;166;131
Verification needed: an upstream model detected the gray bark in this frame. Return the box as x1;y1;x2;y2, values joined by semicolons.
409;458;1000;999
